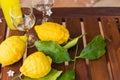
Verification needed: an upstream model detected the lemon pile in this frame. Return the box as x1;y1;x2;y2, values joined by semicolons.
0;22;70;79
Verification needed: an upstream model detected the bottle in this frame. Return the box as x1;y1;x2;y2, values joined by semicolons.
0;0;22;30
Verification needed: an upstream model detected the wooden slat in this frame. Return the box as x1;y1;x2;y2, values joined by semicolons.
0;18;7;80
1;8;120;80
83;17;110;80
53;17;63;25
100;17;120;80
0;10;7;43
0;19;7;43
65;18;90;80
1;8;120;18
51;7;120;18
117;17;120;33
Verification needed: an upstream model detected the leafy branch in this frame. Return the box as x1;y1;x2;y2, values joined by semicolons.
13;34;106;80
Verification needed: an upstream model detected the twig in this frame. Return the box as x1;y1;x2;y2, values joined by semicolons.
73;44;78;70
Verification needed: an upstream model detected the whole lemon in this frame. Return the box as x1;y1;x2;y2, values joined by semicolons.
0;36;27;66
34;22;70;44
20;51;52;78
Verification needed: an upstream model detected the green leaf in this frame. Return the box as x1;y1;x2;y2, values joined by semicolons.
57;69;75;80
23;69;62;80
63;34;86;49
80;35;106;60
34;41;71;63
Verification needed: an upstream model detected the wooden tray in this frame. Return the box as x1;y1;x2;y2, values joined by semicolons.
0;7;120;80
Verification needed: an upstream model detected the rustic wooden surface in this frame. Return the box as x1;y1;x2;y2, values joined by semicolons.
0;7;120;80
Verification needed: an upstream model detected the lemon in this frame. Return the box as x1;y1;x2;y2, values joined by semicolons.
35;22;70;44
0;36;27;66
20;52;52;78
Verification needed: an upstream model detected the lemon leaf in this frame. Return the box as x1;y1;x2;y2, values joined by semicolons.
23;69;62;80
80;35;106;60
57;69;75;80
63;33;86;49
34;41;71;63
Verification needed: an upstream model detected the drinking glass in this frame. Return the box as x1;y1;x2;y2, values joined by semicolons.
10;7;36;47
32;0;55;24
86;0;100;7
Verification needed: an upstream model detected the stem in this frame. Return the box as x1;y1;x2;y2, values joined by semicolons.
19;73;23;80
75;56;80;59
12;73;23;80
73;44;78;70
42;9;46;17
41;6;48;23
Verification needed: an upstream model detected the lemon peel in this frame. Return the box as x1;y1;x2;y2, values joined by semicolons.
0;36;27;66
34;22;70;44
20;51;52;78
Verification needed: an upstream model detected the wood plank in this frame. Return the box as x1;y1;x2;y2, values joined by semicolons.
116;17;120;32
1;8;120;80
0;10;6;43
0;18;7;80
0;19;7;43
53;17;63;25
83;17;110;80
65;18;90;80
51;7;120;18
1;8;120;19
100;16;120;80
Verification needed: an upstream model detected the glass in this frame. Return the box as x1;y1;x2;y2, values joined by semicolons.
0;0;22;30
32;0;55;24
10;6;36;47
86;0;100;7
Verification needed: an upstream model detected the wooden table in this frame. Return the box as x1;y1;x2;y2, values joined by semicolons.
0;7;120;80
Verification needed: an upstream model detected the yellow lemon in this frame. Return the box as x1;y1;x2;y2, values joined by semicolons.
0;36;27;66
20;52;52;78
35;22;70;44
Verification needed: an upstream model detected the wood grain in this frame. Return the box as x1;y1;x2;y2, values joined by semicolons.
65;18;90;80
0;12;7;79
83;17;110;80
1;8;120;80
101;17;120;80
